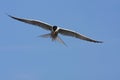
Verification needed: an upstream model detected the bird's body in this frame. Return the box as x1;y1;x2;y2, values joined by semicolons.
8;15;103;46
51;26;58;39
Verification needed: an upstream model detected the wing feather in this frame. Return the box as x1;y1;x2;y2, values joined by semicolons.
8;15;53;31
58;28;103;43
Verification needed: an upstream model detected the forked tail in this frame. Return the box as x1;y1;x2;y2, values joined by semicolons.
39;33;67;46
56;36;67;46
39;33;51;38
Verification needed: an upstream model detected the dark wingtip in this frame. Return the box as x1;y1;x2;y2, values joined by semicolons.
7;14;19;20
7;15;23;22
6;13;12;17
7;14;16;19
95;41;103;43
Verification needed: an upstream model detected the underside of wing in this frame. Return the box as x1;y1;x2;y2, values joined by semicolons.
58;28;103;43
8;15;53;31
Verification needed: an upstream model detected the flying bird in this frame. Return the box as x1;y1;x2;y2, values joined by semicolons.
8;15;103;46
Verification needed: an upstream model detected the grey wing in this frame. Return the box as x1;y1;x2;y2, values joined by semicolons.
8;15;53;31
58;28;103;43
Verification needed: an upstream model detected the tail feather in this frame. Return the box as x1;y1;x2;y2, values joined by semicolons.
56;36;67;46
39;33;51;38
38;33;67;46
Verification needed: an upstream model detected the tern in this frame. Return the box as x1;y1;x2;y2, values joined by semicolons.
8;15;103;46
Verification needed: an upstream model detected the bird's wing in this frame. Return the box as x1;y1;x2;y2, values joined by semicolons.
8;15;53;31
58;28;103;43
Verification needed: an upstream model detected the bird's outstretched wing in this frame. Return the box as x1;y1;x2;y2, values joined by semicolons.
58;28;103;43
8;15;53;31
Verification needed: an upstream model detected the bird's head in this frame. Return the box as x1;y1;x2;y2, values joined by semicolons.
53;26;58;31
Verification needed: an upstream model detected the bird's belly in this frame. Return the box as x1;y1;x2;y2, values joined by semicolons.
51;32;58;39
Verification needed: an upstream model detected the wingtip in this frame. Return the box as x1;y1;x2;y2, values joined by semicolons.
7;15;12;17
7;15;22;21
7;14;18;19
95;41;103;43
7;14;14;18
7;14;14;19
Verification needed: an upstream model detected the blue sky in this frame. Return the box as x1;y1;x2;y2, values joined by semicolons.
0;0;120;80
